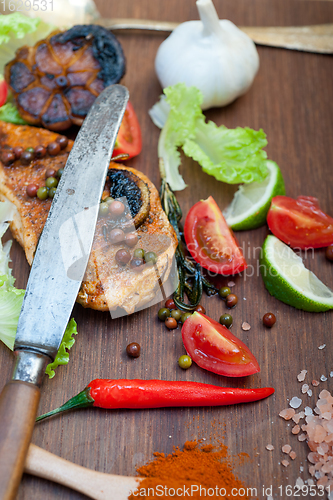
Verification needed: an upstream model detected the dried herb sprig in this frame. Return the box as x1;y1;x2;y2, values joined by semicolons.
160;164;218;311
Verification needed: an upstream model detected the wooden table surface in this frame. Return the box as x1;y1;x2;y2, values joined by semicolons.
1;0;333;498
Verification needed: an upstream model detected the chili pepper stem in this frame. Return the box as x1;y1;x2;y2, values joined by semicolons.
36;387;94;422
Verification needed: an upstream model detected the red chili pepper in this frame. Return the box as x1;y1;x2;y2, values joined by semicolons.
36;380;274;421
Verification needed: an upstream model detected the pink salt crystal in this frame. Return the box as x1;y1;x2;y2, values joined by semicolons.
324;433;333;443
241;322;251;331
289;451;296;460
319;390;331;399
282;444;292;454
314;425;328;443
227;281;235;287
297;370;307;382
266;444;274;451
317;476;328;487
298;433;307;442
308;452;320;464
322;461;333;473
281;460;290;467
302;384;309;394
309;465;316;476
301;424;307;431
292;425;300;434
321;412;332;420
289;396;302;409
308;441;318;452
279;408;295;420
312;380;320;387
292;413;301;424
317;443;329;455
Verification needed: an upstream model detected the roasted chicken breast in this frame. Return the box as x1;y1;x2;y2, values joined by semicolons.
0;121;177;314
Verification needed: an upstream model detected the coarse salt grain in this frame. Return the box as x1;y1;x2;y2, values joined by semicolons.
241;322;251;331
321;375;328;382
318;344;326;350
266;444;274;451
295;477;304;487
279;408;295;420
305;406;313;416
290;397;302;409
282;444;292;454
281;460;290;467
302;384;309;394
292;425;300;435
228;281;235;287
307;389;313;397
330;372;333;378
297;370;307;382
312;380;320;387
289;451;297;460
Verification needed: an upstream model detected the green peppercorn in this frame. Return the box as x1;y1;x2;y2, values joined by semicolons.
171;309;182;321
25;147;34;153
48;187;57;198
180;312;192;324
45;176;58;189
37;187;48;200
218;286;231;299
56;168;64;178
104;196;114;205
219;314;233;328
158;308;171;321
178;355;192;369
99;202;109;217
134;248;145;259
145;251;157;264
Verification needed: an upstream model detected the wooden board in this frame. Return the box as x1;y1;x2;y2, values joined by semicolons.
0;0;333;497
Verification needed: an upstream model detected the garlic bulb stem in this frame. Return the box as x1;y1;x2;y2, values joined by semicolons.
197;0;227;41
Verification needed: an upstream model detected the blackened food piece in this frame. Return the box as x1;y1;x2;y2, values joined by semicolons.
5;25;126;131
108;168;150;229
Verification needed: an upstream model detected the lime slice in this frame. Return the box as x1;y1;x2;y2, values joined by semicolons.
261;235;333;312
224;160;285;231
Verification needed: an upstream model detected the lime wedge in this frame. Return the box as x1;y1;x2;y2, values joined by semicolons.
224;160;285;230
261;235;333;312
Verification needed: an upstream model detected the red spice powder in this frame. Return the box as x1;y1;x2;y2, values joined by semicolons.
128;441;250;499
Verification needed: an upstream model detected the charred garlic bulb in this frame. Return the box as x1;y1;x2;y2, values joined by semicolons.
155;0;259;110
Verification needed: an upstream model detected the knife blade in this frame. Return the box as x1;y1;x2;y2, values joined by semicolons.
0;84;129;500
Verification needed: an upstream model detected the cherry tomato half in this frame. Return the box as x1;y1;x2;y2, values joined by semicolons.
112;101;142;160
181;312;260;377
0;76;8;107
184;196;247;275
267;195;333;249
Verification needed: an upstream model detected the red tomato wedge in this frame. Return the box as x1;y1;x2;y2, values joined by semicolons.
184;196;247;275
267;195;333;249
182;312;260;377
113;101;142;160
0;77;8;107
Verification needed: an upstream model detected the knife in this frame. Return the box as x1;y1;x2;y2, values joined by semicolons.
0;84;129;500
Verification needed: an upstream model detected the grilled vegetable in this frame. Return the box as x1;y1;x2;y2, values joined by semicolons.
5;25;126;131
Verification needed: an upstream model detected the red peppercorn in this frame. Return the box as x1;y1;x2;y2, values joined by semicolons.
109;228;125;244
165;317;178;330
13;146;24;160
326;245;333;262
1;150;15;166
115;248;131;265
226;294;238;308
26;184;39;197
56;136;69;150
165;298;177;310
195;305;206;314
109;200;125;217
263;312;276;328
47;142;61;156
124;232;138;247
126;342;141;358
35;145;47;159
45;168;57;179
20;151;34;165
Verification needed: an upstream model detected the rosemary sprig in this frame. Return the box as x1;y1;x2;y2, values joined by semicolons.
160;170;218;312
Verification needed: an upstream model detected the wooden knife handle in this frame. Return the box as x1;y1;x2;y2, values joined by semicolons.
0;381;40;500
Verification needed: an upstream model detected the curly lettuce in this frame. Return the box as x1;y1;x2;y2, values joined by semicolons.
0;102;28;124
0;200;78;376
151;83;268;191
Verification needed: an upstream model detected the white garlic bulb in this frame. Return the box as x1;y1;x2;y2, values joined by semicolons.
155;0;260;110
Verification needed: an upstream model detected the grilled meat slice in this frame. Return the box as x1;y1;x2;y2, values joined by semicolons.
0;121;177;314
5;25;125;131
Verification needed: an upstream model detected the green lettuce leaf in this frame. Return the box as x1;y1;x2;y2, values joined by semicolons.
155;83;268;190
0;13;54;75
0;102;28;124
45;319;78;379
0;202;78;375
